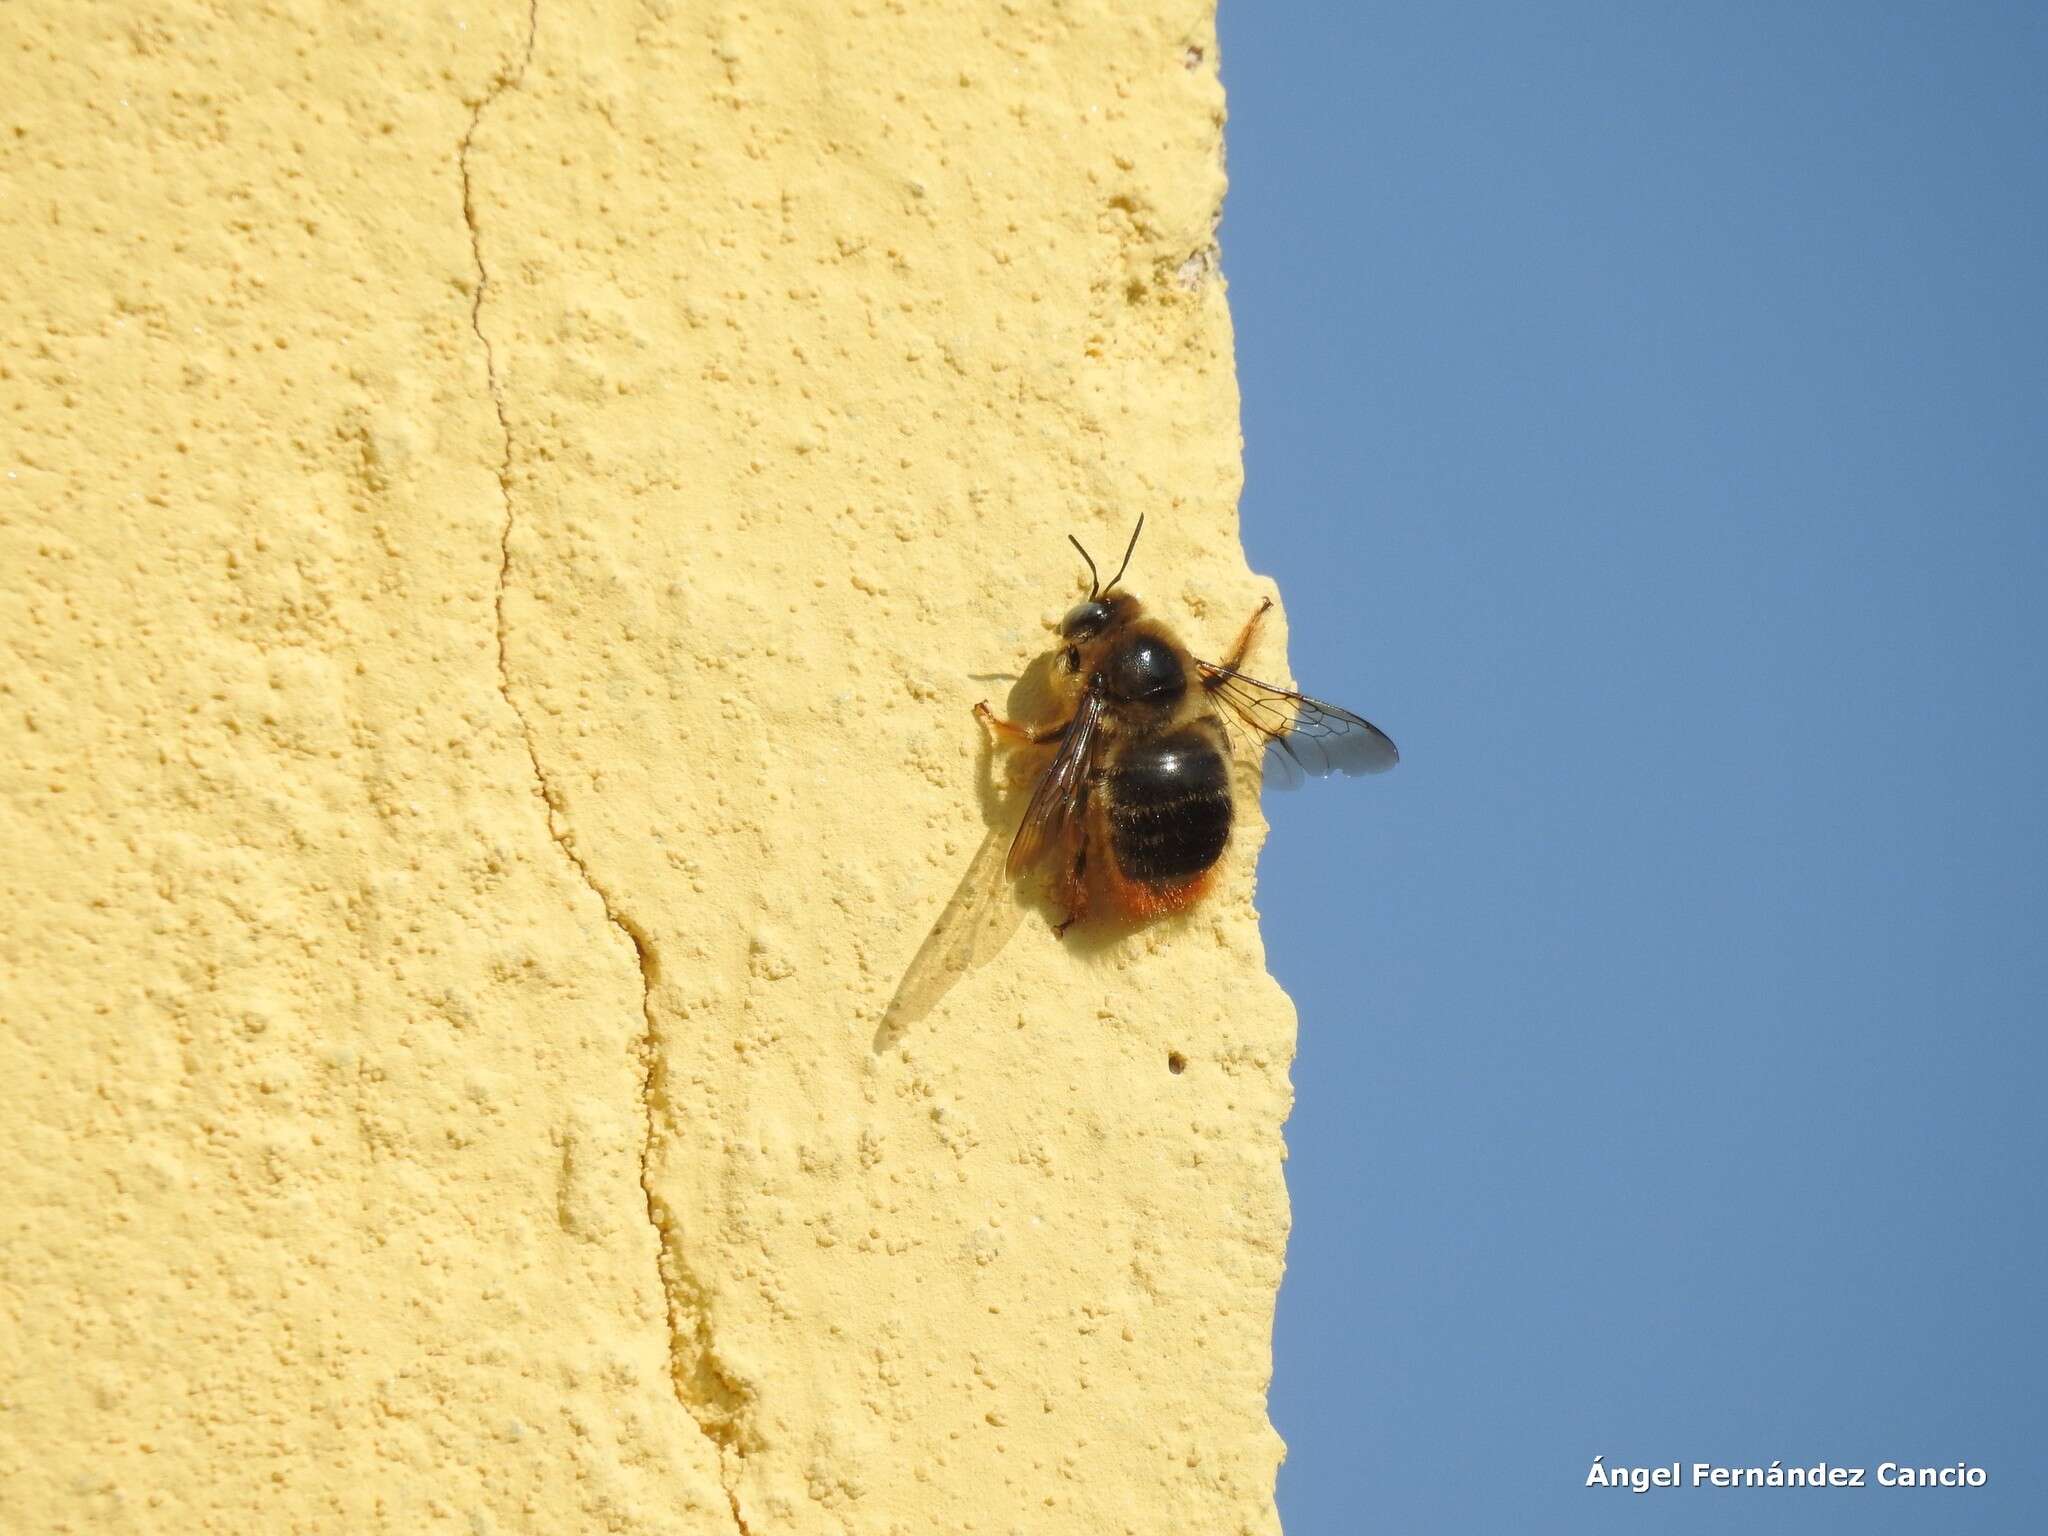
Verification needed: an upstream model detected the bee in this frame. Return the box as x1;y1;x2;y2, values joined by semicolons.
977;516;1398;933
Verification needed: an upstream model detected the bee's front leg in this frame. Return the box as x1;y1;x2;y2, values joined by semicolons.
974;700;1069;746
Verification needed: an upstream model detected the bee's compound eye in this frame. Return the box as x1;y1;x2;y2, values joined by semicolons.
1060;601;1111;640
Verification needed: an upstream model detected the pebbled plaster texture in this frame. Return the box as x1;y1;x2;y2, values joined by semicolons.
1;2;1300;1533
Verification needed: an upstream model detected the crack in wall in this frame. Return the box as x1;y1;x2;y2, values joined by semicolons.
457;7;754;1531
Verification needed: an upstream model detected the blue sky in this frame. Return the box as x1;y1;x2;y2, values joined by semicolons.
1216;4;2048;1532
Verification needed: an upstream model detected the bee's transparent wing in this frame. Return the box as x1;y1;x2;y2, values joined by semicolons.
877;693;1102;1046
1195;661;1399;790
1004;688;1104;876
875;823;1025;1046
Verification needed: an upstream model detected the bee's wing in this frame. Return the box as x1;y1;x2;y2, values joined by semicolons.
1005;687;1105;877
1195;661;1399;789
876;822;1027;1044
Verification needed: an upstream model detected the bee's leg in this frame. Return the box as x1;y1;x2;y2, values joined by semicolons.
1051;832;1089;937
975;700;1069;745
1214;597;1275;674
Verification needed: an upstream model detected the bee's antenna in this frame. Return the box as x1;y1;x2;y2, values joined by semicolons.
1101;514;1144;595
1068;534;1101;600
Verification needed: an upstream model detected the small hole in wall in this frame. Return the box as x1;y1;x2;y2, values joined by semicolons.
1167;1051;1187;1075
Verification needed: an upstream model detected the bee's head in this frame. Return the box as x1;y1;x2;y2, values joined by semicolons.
1056;592;1141;677
1055;517;1145;675
1059;598;1113;641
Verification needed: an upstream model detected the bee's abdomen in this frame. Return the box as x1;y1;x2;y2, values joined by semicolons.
1106;729;1233;882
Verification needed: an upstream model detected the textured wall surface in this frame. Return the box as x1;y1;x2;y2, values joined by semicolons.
0;2;1299;1532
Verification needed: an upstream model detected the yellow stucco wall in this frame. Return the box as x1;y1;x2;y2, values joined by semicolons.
1;3;1300;1531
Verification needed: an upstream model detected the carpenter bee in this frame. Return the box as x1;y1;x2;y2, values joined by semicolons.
977;516;1397;933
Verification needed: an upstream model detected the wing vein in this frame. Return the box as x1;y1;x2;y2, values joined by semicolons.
1194;660;1399;784
1004;688;1104;876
